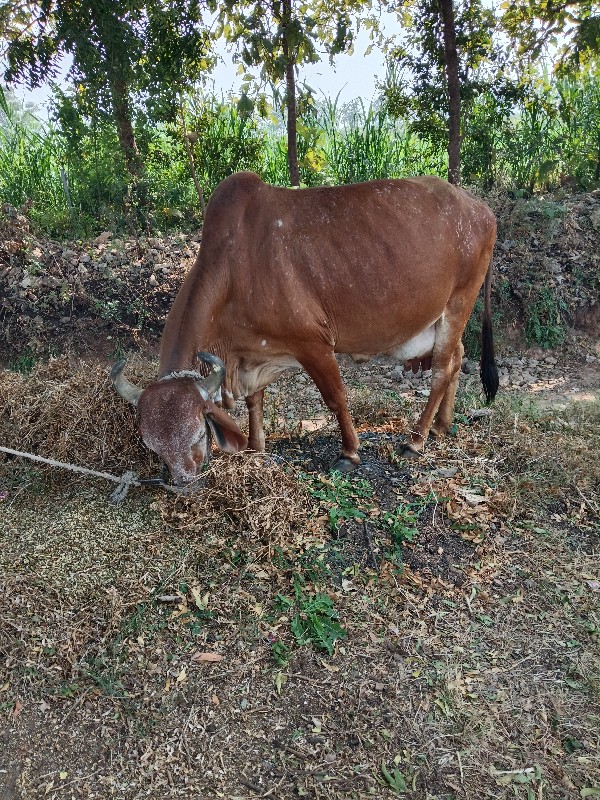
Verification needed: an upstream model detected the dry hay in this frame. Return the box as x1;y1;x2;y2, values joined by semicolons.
156;451;323;560
0;355;158;479
0;355;323;554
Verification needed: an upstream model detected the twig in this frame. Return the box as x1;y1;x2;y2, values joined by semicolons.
573;483;600;518
273;741;310;759
362;520;379;571
239;776;263;793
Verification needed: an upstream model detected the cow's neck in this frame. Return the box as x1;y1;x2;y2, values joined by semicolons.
157;267;224;377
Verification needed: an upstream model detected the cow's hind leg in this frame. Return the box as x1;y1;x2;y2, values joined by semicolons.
246;389;266;451
430;340;464;438
297;349;360;472
403;310;466;456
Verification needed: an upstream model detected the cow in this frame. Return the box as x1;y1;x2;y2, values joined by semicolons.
112;172;498;484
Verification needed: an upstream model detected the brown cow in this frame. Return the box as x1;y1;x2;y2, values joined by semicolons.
112;172;498;484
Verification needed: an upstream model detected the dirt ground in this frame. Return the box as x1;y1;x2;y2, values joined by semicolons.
1;191;599;799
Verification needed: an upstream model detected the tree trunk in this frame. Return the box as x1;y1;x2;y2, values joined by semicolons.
109;77;144;179
282;0;300;187
89;3;144;181
439;0;461;185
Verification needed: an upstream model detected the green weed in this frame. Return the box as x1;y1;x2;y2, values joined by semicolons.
282;592;346;655
302;470;374;532
8;349;37;374
525;285;567;348
273;571;346;656
379;760;409;793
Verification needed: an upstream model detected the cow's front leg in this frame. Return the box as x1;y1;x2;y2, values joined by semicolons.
246;389;266;451
297;350;360;472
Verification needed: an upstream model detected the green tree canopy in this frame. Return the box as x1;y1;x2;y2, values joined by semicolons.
3;0;214;175
502;0;600;72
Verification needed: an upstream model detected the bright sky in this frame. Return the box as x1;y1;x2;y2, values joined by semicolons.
10;17;399;114
210;24;394;105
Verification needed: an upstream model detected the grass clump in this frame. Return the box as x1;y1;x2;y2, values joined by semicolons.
525;285;568;348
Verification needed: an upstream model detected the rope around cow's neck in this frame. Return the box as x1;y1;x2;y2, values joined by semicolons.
0;445;189;504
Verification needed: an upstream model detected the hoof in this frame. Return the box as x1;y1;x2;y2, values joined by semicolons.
429;425;448;440
399;442;421;460
330;456;360;473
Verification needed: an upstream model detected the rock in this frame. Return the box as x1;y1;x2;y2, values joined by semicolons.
79;253;91;264
461;358;478;375
590;208;600;231
149;274;158;286
546;259;563;274
504;357;518;367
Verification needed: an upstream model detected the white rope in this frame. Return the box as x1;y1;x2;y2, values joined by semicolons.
0;445;186;503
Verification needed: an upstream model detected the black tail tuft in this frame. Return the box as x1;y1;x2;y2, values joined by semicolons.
480;314;499;403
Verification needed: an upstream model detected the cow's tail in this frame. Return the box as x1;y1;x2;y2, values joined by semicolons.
480;258;499;404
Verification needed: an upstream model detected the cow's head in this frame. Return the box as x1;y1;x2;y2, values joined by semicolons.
111;352;247;485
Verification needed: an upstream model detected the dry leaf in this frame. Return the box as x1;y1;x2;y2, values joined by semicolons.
176;667;187;683
192;651;224;663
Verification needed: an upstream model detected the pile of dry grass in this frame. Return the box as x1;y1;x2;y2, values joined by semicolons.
157;452;322;557
0;358;321;548
0;355;158;477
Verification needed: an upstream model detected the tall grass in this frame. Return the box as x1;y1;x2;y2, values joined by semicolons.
0;88;68;218
2;69;599;238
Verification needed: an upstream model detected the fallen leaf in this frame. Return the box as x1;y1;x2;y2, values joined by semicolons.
192;651;224;663
176;667;187;683
12;699;23;717
456;488;488;506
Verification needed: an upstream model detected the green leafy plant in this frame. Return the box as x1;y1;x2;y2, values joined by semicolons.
8;349;37;374
301;470;374;532
380;760;408;794
525;285;567;348
271;640;291;666
380;503;420;549
288;593;346;655
274;579;346;656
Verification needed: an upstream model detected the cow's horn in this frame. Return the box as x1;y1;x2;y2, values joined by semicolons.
111;360;142;407
195;351;225;398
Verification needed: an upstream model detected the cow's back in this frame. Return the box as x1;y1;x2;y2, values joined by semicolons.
199;173;495;355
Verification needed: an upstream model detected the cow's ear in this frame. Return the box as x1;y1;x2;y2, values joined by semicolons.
204;401;248;454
